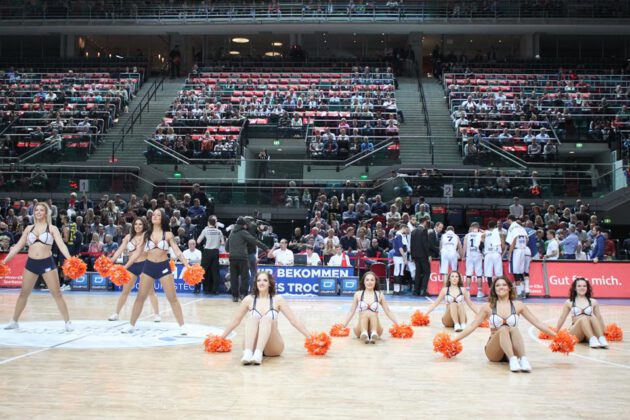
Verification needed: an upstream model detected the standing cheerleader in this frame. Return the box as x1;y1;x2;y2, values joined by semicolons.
220;271;311;365
424;271;478;332
124;209;190;335
339;271;399;343
555;277;609;348
454;276;556;372
3;203;75;331
107;217;160;322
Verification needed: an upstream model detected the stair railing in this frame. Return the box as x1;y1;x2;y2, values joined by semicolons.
416;67;434;165
111;76;165;163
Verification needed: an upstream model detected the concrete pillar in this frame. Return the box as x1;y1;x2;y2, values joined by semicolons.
519;33;540;58
61;34;76;58
406;32;423;75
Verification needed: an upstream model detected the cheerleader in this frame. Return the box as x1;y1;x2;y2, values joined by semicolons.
123;209;190;335
2;203;75;331
339;271;399;343
454;276;556;372
555;277;609;348
107;217;160;322
220;271;311;365
424;271;478;332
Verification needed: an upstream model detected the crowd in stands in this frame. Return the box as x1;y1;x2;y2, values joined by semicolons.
149;66;400;161
444;69;630;163
0;181;627;292
0;68;140;160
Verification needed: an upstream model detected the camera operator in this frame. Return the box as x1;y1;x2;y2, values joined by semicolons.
225;217;269;302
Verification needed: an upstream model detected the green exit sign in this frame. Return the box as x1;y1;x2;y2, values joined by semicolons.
603;218;612;224
575;143;583;148
273;140;281;145
360;174;369;180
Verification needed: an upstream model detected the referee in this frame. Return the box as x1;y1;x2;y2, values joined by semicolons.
197;216;224;294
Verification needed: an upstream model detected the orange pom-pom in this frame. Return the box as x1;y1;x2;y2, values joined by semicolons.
605;323;623;342
549;329;578;355
0;262;11;277
538;326;557;340
389;323;414;339
304;332;332;355
109;264;132;286
411;310;430;327
169;260;176;273
203;335;232;353
479;319;489;328
62;256;87;280
432;332;463;359
182;264;205;286
94;255;114;277
330;323;350;337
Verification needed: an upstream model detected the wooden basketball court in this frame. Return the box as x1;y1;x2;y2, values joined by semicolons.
0;291;628;419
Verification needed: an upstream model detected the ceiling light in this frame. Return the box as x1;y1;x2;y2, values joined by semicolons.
265;51;281;57
272;42;283;47
232;37;249;44
229;51;240;55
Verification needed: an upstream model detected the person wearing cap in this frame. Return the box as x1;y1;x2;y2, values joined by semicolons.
226;217;270;302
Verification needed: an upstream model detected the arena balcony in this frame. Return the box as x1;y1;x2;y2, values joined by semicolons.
0;1;629;35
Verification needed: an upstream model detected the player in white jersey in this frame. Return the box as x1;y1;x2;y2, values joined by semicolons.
482;220;504;298
463;222;483;293
440;226;462;285
506;215;529;298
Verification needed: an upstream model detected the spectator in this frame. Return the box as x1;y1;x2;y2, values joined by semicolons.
589;226;605;262
603;232;616;260
509;197;524;218
102;234;118;255
328;245;351;266
560;226;579;259
304;245;321;266
268;239;294;266
340;227;358;251
544;230;560;260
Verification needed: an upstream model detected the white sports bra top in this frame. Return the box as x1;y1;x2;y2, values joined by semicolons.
489;301;518;328
571;298;593;317
445;286;464;304
27;224;54;246
144;231;169;252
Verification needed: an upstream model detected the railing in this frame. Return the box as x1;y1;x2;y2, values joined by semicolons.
1;1;629;22
0;164;149;195
416;69;434;165
148;164;624;207
111;76;165;162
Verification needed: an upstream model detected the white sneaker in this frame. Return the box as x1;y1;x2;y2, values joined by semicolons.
589;336;601;348
519;356;532;372
153;314;161;323
460;323;467;330
252;350;263;365
62;284;72;291
108;313;119;321
241;349;253;365
454;323;463;332
4;320;19;330
370;332;379;343
122;325;136;334
65;321;74;332
360;331;370;343
179;325;188;336
598;336;609;348
509;356;520;372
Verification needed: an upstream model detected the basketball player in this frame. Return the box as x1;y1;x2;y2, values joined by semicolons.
506;216;529;298
482;220;504;297
440;226;462;286
463;222;483;294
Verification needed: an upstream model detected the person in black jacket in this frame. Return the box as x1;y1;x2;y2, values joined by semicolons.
226;217;269;302
410;216;431;296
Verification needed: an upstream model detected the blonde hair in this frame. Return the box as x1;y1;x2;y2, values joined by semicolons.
35;202;53;226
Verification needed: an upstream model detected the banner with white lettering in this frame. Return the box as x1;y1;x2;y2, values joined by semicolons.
258;265;355;295
543;261;629;298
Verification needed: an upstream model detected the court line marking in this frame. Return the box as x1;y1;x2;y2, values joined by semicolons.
527;321;630;370
0;297;205;366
